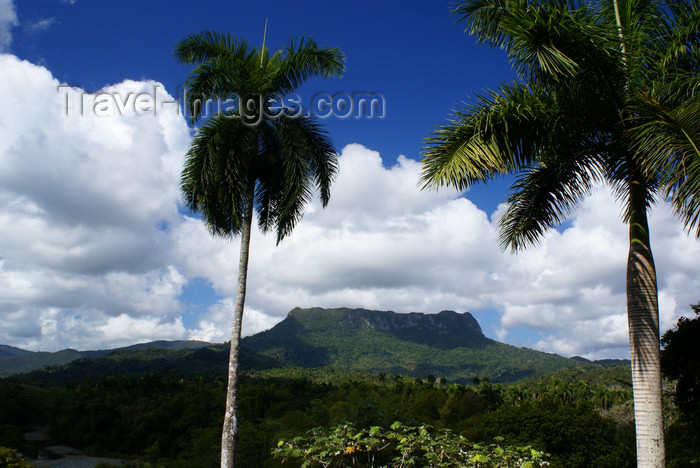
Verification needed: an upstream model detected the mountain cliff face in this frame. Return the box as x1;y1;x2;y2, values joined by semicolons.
283;307;488;348
243;307;575;383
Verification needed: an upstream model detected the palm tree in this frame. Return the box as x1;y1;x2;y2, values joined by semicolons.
174;32;344;467
420;1;699;466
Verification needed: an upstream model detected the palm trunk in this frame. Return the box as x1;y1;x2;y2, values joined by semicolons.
627;173;665;467
221;180;255;468
613;3;665;461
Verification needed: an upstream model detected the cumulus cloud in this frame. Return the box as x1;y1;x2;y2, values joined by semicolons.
174;145;700;359
173;144;497;316
2;53;699;359
188;298;279;343
0;55;191;350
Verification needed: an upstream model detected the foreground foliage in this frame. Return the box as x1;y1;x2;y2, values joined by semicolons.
274;422;548;467
661;302;700;467
0;447;32;468
661;302;700;417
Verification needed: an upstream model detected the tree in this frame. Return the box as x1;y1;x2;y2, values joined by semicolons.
661;302;700;418
0;448;32;468
419;1;699;466
174;31;344;467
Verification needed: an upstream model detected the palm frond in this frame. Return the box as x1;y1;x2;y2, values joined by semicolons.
633;0;697;96
181;114;257;237
267;36;345;96
630;93;700;236
499;151;605;251
503;1;583;80
260;116;338;243
181;61;249;122
274;143;314;244
420;81;554;191
452;0;520;48
177;34;259;123
174;31;253;65
286;115;338;207
253;122;282;234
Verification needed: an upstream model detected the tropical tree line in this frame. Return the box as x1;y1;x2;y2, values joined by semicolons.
0;368;641;467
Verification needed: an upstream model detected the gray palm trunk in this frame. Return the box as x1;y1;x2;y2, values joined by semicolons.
613;0;666;458
626;174;665;467
221;181;255;468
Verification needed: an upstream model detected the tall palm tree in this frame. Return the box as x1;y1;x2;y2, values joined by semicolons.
420;1;699;466
174;31;344;467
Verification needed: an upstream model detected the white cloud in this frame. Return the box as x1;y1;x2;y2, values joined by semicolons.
0;54;192;351
188;298;278;343
1;53;699;360
23;17;57;34
491;188;700;359
174;144;700;359
96;313;187;349
0;0;17;51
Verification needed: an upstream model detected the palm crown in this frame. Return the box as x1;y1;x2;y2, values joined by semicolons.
421;0;699;249
174;31;345;243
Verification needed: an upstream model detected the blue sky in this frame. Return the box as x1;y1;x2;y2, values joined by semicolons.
13;1;513;176
1;0;699;358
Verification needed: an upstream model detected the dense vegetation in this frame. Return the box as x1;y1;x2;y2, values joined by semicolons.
273;423;549;467
2;362;694;467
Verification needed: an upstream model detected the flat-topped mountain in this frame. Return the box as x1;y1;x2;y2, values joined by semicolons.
277;307;488;347
242;307;578;383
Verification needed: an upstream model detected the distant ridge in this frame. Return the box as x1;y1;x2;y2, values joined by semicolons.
282;307;488;348
120;340;213;351
0;340;215;377
570;356;631;366
1;307;626;383
0;344;32;358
